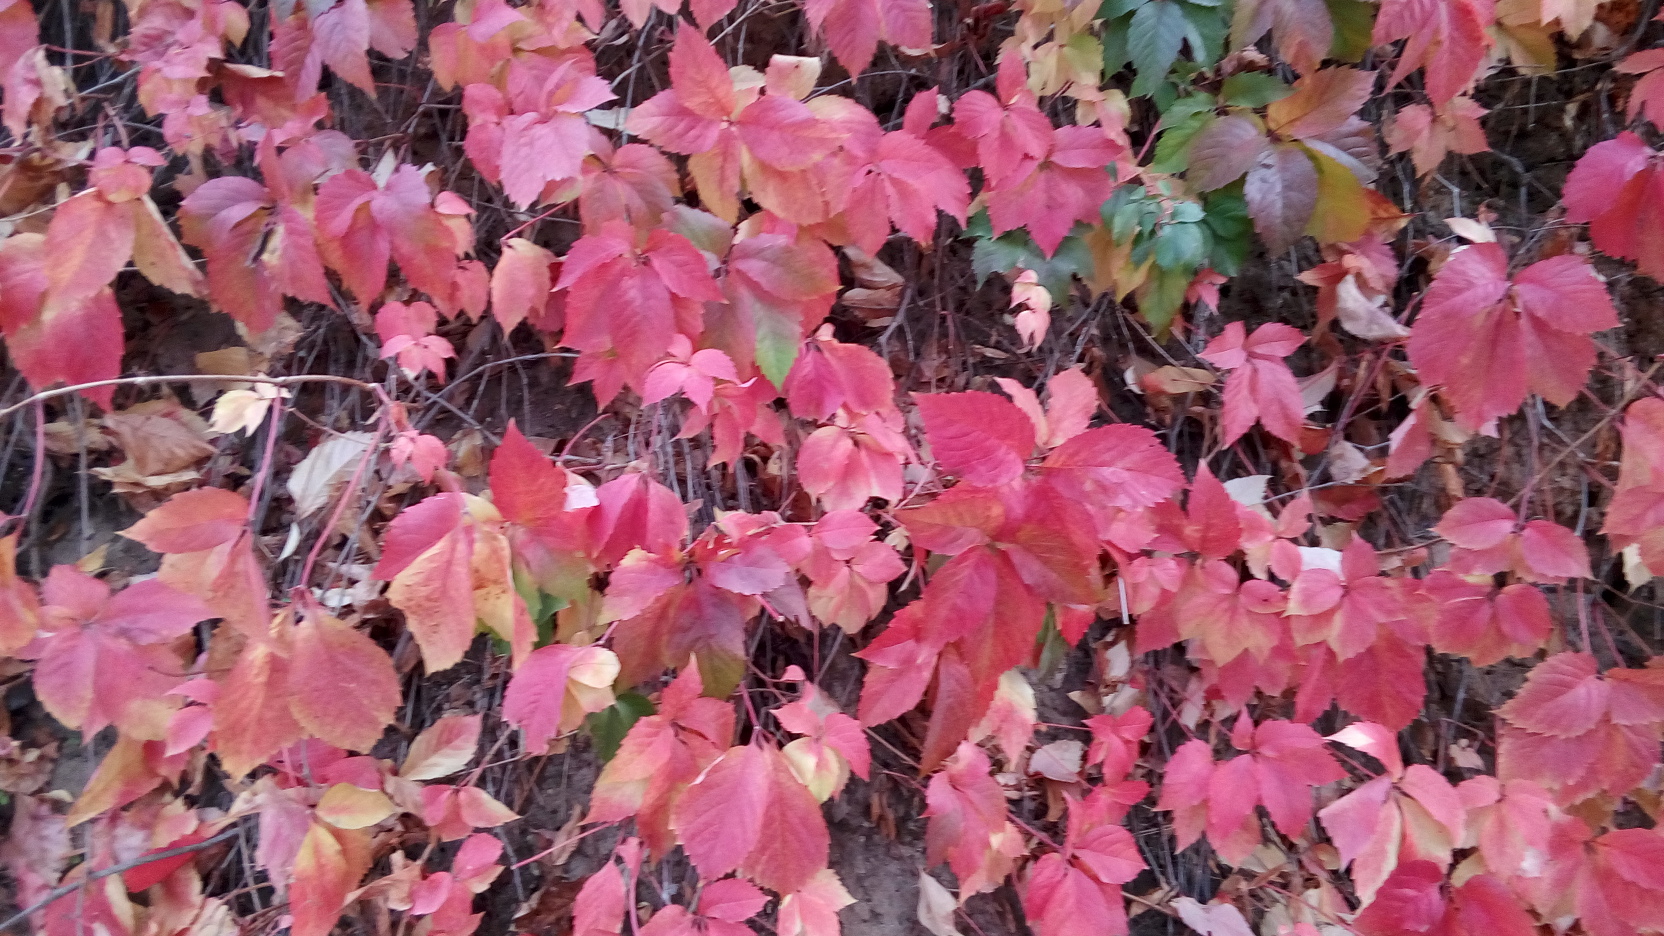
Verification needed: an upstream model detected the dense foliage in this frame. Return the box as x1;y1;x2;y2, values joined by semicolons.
1;0;1663;933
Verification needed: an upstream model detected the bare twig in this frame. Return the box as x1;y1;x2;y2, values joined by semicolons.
0;374;389;424
0;825;244;932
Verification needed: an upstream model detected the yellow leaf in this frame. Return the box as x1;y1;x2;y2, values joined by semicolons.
291;822;353;936
1083;226;1151;300
1302;146;1371;245
316;783;397;830
782;736;850;802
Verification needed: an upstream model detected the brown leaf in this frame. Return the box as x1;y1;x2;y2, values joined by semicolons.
917;872;961;936
1028;739;1084;782
537;806;586;871
514;878;585;936
102;406;216;477
1266;68;1377;140
1188;115;1270;191
0;738;56;794
1142;365;1217;395
843;246;905;289
1245;145;1319;254
1333;275;1411;340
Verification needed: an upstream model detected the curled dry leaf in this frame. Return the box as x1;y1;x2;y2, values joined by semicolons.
287;431;375;518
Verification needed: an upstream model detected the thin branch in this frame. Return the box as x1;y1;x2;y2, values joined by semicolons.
0;374;389;424
0;825;244;932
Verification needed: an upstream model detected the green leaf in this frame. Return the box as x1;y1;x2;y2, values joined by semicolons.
1203;184;1252;276
1222;71;1293;107
1140;263;1193;334
1324;0;1374;61
1102;185;1140;227
1099;0;1150;20
1180;0;1229;66
971;226;1091;296
1035;611;1072;682
1170;201;1206;223
1108;192;1150;242
1128;0;1190;97
1158;92;1218;130
1154;221;1206;269
754;308;801;388
585;693;657;762
1150;110;1214;174
972;233;1032;284
1103;20;1131;74
973;229;1091;300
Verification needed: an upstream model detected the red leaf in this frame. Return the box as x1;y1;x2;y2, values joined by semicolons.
580;139;681;234
289;823;358;936
1022;853;1130;936
1373;0;1494;104
802;0;931;76
915;391;1036;487
122;487;249;554
29;570;207;737
574;863;627;936
0;232;124;408
490;238;555;331
697;878;768;923
213;639;304;778
672;744;769;882
1232;0;1333;73
557;224;721;394
1407;243;1616;431
1039;424;1185;509
1156;719;1343;864
797;422;908;511
1199;321;1306;446
374;493;477;671
1423;572;1551;666
925;742;1016;891
723;232;841;386
845;129;970;254
316;163;461;305
489;421;569;530
1447;872;1540;936
590;471;689;566
952;68;1054;190
673;743;829;894
178;139;334;331
1563;132;1664;281
1433;497;1516;550
288;609;400;752
42;187;134;318
1518;519;1592;580
776;870;856;936
1385;97;1490;177
1351;860;1446;936
502;643;620;749
984;127;1121;256
784;330;896;422
1602;398;1664;570
1497;652;1607;737
1493;653;1664;802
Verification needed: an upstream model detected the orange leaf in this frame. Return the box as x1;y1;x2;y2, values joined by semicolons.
289;608;400;752
213;638;304;778
289;822;354;936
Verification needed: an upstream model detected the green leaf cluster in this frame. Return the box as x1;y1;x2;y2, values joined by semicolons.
1102;183;1249;330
